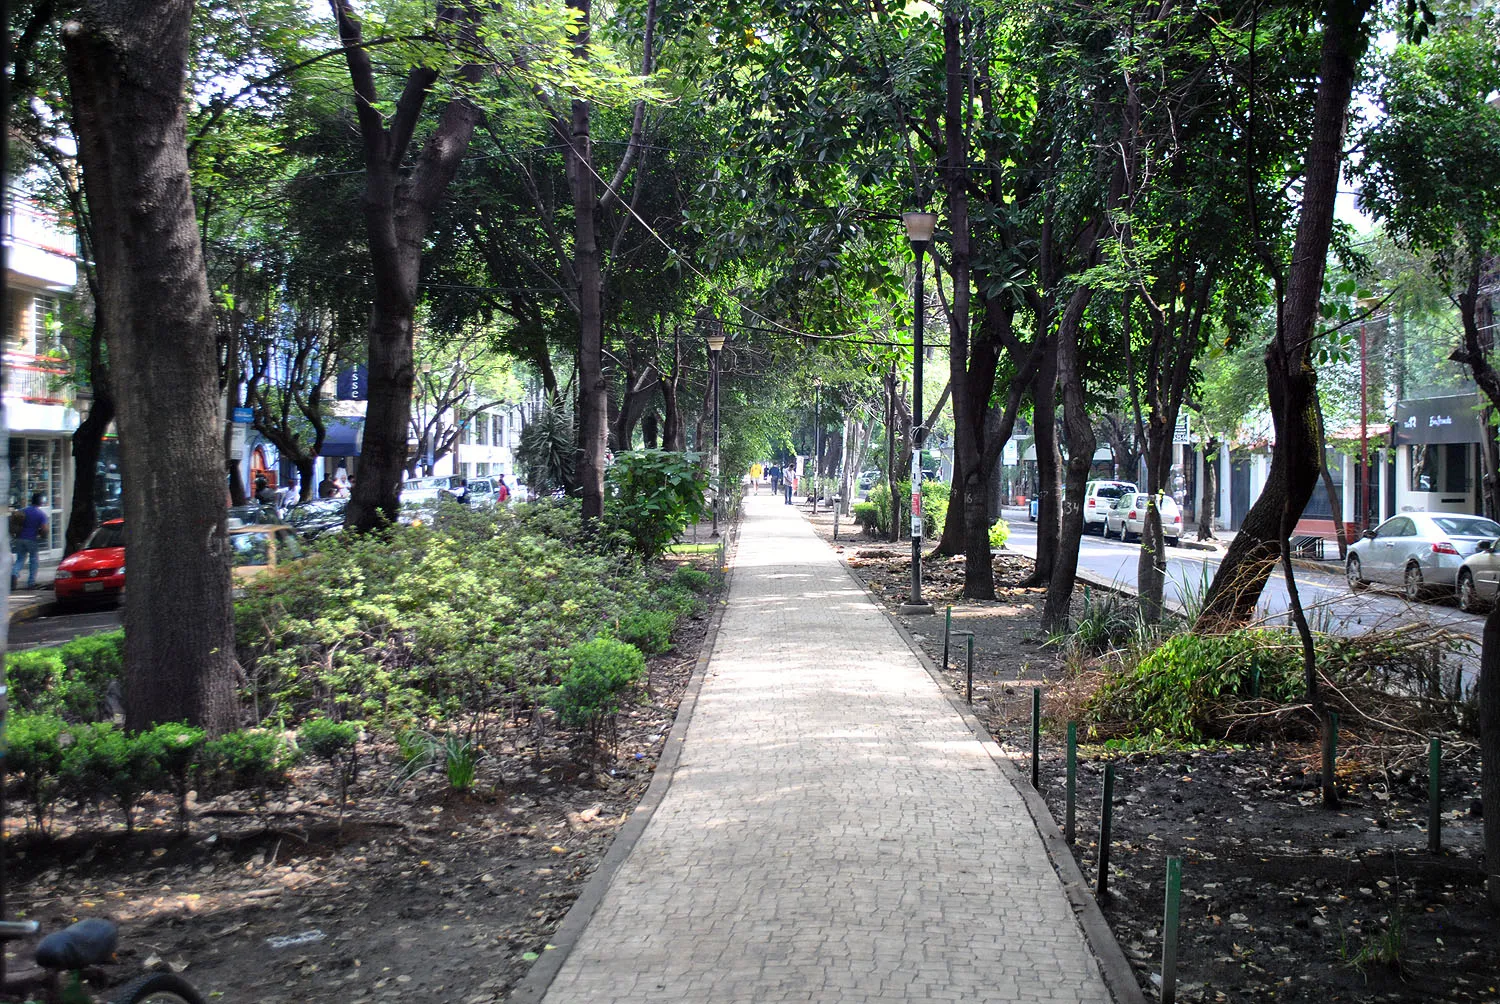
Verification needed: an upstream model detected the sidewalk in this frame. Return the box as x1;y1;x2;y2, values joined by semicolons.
6;555;58;627
535;494;1119;1004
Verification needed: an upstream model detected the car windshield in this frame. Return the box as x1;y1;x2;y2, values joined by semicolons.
230;532;271;566
404;476;454;491
1431;516;1500;537
1094;485;1130;500
86;523;125;549
290;500;345;524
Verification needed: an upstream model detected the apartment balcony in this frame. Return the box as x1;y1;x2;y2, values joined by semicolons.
5;354;75;407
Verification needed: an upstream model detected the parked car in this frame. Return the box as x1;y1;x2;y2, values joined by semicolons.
229;524;308;585
399;475;462;506
53;518;125;607
1456;538;1500;612
1345;512;1500;602
286;498;348;540
228;503;279;527
1082;480;1137;533
464;477;501;508
1103;493;1183;544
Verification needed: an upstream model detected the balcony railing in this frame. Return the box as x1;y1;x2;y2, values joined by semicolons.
4;355;74;406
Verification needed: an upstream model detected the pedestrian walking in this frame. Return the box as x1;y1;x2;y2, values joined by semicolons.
10;493;49;590
784;471;795;505
318;474;338;499
770;464;782;494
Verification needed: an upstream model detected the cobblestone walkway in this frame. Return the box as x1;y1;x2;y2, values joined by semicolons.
540;494;1114;1004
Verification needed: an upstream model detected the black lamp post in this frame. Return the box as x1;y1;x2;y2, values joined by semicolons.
703;314;725;537
899;211;937;616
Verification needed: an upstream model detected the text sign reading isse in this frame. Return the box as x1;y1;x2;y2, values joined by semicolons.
232;406;253;424
336;366;368;401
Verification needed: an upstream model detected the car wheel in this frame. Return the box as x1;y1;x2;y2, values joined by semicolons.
1346;555;1367;591
1458;570;1483;613
1125;527;1138;543
1403;563;1426;602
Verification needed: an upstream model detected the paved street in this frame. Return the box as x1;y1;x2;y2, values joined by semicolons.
540;494;1114;1004
1002;518;1485;643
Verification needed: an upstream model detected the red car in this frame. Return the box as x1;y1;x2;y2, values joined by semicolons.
54;519;125;606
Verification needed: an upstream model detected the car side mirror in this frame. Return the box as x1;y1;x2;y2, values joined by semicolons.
1479;539;1495;553
1361;529;1376;540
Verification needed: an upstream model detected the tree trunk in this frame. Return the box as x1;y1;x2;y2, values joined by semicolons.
1023;339;1062;587
1137;408;1174;624
333;0;484;531
1483;604;1500;909
642;410;659;449
1320;455;1348;560
567;0;608;522
1198;437;1219;540
63;2;238;733
1195;0;1371;625
886;363;900;542
1041;291;1096;630
66;367;114;555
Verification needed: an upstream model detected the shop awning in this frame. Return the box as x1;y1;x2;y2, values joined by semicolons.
321;420;363;457
1393;394;1486;446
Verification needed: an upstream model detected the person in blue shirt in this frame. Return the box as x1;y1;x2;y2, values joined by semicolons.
10;493;49;590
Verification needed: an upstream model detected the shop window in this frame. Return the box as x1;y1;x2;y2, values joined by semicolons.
1410;443;1472;494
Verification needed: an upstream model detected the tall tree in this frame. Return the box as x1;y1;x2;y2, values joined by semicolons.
330;0;485;531
62;1;237;732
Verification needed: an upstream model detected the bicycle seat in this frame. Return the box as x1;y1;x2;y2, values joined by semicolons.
35;918;118;969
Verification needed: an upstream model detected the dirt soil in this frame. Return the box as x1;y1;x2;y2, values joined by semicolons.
809;501;1498;1004
0;551;720;1004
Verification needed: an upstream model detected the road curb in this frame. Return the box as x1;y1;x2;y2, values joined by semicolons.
507;522;740;1004
8;598;57;627
824;537;1148;1004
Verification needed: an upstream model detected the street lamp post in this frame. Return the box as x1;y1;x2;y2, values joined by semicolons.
900;210;937;616
704;315;725;537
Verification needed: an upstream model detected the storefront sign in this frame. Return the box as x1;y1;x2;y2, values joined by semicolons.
1393;394;1485;445
336;366;368;401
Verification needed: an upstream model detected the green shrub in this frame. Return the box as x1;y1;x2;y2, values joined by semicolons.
8;714;68;831
672;566;713;594
547;637;646;735
920;481;950;538
297;718;361;818
605;450;708;558
200;731;297;799
851;501;881;533
56;631;124;719
989;519;1011;550
7;631;124;720
1087;629;1305;741
7;651;65;715
653;584;699;617
145;723;206;831
615;609;676;655
59;723;162;832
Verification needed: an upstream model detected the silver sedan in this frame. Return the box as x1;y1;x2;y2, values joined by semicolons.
1345;512;1500;602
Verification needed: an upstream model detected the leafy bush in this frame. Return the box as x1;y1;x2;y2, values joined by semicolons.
8;714;68;831
297;718;361;818
615;609;676;655
238;507;664;729
653;584;699;618
672;566;713;594
863;480;948;537
7;631;124;720
7;650;66;715
516;399;575;496
145;723;206;831
1087;629;1305;740
59;722;162;832
920;481;950;538
605;449;708;558
851;501;881;532
547;637;646;735
200;730;297;799
989;519;1011;550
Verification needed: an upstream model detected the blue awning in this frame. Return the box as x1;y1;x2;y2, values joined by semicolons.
322;420;363;457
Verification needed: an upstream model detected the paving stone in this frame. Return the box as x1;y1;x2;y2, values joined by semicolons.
540;496;1113;1003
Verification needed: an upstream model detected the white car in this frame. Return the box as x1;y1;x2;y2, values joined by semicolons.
1346;512;1500;602
1082;480;1137;533
1103;492;1183;544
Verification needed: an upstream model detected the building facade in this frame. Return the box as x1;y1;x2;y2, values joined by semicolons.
5;195;80;559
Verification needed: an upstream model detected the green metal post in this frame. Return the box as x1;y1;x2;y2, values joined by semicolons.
943;606;952;671
1031;687;1041;790
1065;722;1078;844
1161;856;1183;1004
1096;762;1115;899
965;635;974;705
1428;735;1442;854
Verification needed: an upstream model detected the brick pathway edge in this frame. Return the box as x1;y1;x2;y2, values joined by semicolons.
508;523;740;1004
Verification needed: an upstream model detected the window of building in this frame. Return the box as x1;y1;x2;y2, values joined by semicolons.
492;414;504;444
476;462;489;476
1410;443;1471;494
5;293;60;354
475;413;489;446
